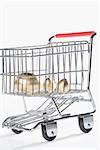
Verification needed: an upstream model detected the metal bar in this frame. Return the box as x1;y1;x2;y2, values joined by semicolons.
5;50;7;93
21;50;23;92
62;43;66;79
68;43;72;87
39;49;41;93
22;96;28;112
87;89;96;111
20;49;28;112
13;49;15;93
2;50;4;93
36;97;51;111
61;97;78;113
25;50;28;93
32;49;34;94
3;89;88;98
74;43;78;89
0;40;89;51
87;38;93;89
17;49;20;93
1;49;89;58
25;50;27;73
51;98;62;116
52;45;54;92
45;96;72;115
9;50;11;93
80;43;84;90
1;69;88;77
48;47;51;76
45;48;48;93
57;43;60;91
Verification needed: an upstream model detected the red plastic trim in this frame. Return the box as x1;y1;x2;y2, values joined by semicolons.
55;31;96;38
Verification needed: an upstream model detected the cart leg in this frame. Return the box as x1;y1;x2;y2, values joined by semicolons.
22;96;28;112
78;114;93;133
41;121;57;141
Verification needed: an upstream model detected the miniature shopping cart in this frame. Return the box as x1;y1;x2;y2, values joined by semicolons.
0;31;96;141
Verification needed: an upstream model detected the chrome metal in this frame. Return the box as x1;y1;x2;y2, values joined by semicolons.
44;121;57;137
39;49;41;92
2;50;4;93
0;35;96;132
32;49;34;94
22;96;28;112
13;49;15;93
51;98;62;116
87;38;93;89
1;69;88;78
0;41;89;51
68;43;72;86
81;115;93;129
87;89;96;111
75;43;78;89
17;49;20;93
80;43;84;90
9;50;11;93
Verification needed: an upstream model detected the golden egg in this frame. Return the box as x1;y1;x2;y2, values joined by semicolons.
57;79;69;94
43;78;53;94
15;73;40;95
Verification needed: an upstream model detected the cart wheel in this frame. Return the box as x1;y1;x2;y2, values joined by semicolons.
41;121;57;141
78;115;93;133
12;129;23;134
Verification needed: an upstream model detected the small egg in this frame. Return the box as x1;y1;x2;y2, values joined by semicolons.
57;79;69;94
43;78;53;94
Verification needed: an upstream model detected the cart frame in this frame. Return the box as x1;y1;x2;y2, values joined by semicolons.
0;31;96;141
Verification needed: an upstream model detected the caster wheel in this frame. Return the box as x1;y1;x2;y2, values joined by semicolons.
41;122;57;141
78;115;93;133
12;129;23;134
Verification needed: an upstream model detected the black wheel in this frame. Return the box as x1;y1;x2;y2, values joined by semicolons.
12;129;23;134
41;124;57;141
78;116;93;133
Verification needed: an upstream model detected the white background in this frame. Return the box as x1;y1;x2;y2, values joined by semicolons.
0;0;99;150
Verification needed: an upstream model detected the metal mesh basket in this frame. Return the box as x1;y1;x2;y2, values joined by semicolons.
1;40;91;96
0;31;96;140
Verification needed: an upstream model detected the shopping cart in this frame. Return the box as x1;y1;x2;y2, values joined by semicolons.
0;31;96;141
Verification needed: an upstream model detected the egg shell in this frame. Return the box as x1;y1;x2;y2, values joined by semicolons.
43;78;53;94
57;79;69;94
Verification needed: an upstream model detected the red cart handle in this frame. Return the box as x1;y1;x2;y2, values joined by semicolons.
49;31;96;41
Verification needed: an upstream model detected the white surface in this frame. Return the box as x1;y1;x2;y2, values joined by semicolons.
0;0;99;150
